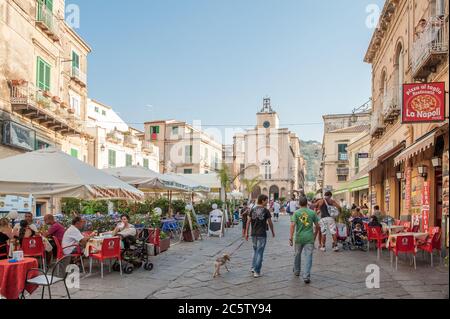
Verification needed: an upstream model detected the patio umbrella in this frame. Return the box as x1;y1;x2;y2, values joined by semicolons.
0;148;143;200
103;166;184;191
165;174;210;193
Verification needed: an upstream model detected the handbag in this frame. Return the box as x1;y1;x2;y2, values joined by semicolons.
324;199;340;218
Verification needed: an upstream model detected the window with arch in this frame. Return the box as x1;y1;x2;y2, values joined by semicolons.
261;160;272;180
394;42;404;105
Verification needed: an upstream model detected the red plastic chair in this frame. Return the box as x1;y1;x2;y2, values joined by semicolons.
89;237;122;278
418;227;441;267
367;226;388;259
411;225;420;233
390;235;416;270
402;221;411;232
22;236;46;271
52;236;86;273
0;243;9;259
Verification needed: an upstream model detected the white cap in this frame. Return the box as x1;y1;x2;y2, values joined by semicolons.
185;204;193;211
7;210;19;220
212;204;218;210
154;207;162;215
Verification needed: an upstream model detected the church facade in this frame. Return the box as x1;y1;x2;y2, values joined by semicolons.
233;98;306;200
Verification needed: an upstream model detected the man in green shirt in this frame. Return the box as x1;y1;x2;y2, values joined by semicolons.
289;196;319;284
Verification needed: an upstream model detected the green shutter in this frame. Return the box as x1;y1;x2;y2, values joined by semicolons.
70;148;78;159
36;57;51;91
143;159;149;169
156;126;160;134
126;154;132;167
109;150;116;168
45;0;53;11
72;51;80;69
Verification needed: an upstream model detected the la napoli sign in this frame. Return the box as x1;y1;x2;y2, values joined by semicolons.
402;82;446;123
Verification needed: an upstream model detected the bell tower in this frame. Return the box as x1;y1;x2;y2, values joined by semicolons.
257;97;280;129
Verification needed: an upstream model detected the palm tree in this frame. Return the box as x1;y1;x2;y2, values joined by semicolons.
242;176;262;201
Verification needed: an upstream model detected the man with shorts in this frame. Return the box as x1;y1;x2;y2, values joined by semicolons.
315;191;341;252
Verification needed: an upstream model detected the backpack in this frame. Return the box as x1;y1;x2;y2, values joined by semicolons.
324;199;340;218
286;203;291;215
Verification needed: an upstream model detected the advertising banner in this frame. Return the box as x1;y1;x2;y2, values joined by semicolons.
422;181;430;232
402;82;446;123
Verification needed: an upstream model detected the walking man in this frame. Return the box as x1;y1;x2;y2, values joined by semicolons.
273;200;281;222
289;196;319;284
315;191;341;252
245;194;275;278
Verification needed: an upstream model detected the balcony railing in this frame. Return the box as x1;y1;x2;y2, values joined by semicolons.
71;67;87;87
370;108;384;138
338;153;348;161
9;81;83;136
411;15;448;80
36;2;60;41
382;85;401;124
337;167;350;176
106;130;123;144
124;134;138;148
142;141;157;154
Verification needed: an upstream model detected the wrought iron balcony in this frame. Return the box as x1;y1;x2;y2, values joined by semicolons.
370;107;384;138
411;15;448;80
382;85;401;124
337;167;350;176
35;2;60;42
9;81;83;136
71;67;87;87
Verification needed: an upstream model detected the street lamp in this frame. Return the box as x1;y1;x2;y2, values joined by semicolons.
100;144;105;152
417;165;428;178
431;156;442;167
396;171;404;180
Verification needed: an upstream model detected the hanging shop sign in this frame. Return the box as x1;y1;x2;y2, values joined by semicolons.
402;82;446;123
422;181;430;233
0;195;33;213
358;153;369;159
208;208;224;237
2;121;35;151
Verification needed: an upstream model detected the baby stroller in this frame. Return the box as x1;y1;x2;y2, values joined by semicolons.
336;223;351;250
112;229;154;274
349;218;368;251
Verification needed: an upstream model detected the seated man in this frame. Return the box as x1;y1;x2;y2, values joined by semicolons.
42;214;66;261
112;214;137;249
62;217;95;256
13;212;38;233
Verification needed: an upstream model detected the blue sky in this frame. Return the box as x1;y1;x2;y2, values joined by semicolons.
72;0;384;143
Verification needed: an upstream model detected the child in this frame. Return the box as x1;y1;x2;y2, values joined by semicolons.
353;223;367;246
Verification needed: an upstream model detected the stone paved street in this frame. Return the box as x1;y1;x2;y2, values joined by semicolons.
31;216;449;299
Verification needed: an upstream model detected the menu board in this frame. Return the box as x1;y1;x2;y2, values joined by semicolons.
404;164;411;215
385;179;390;213
422;181;430;232
442;151;449;247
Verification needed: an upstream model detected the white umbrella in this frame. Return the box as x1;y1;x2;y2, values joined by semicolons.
103;166;182;191
166;174;210;192
0;148;143;200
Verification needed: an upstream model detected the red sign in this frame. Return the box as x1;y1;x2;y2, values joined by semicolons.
422;181;430;232
402;82;446;123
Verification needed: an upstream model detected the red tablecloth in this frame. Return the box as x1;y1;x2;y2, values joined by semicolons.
0;257;39;299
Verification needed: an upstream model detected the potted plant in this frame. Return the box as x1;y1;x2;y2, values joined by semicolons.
52;96;61;103
11;79;27;86
68;108;75;114
60;101;68;109
159;231;170;252
43;90;52;98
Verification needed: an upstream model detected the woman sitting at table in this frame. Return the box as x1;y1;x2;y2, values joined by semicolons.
368;215;387;234
112;214;136;249
0;218;14;260
14;220;36;246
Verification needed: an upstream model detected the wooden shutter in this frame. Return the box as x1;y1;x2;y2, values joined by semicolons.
37;57;51;91
72;51;80;69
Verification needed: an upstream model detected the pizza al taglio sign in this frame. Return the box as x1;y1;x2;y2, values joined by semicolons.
402;82;446;123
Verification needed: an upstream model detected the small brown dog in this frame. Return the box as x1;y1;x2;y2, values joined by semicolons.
213;254;231;278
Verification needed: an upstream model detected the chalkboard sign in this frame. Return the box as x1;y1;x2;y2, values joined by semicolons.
208;209;224;238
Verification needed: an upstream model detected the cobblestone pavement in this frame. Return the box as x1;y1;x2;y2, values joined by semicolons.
30;215;449;299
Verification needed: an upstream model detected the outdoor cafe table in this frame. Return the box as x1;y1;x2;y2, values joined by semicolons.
0;258;38;299
386;232;429;250
84;235;122;257
386;225;405;234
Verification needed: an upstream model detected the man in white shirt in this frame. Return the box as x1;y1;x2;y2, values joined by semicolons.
273;200;281;222
13;212;38;233
288;196;298;216
62;217;93;255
